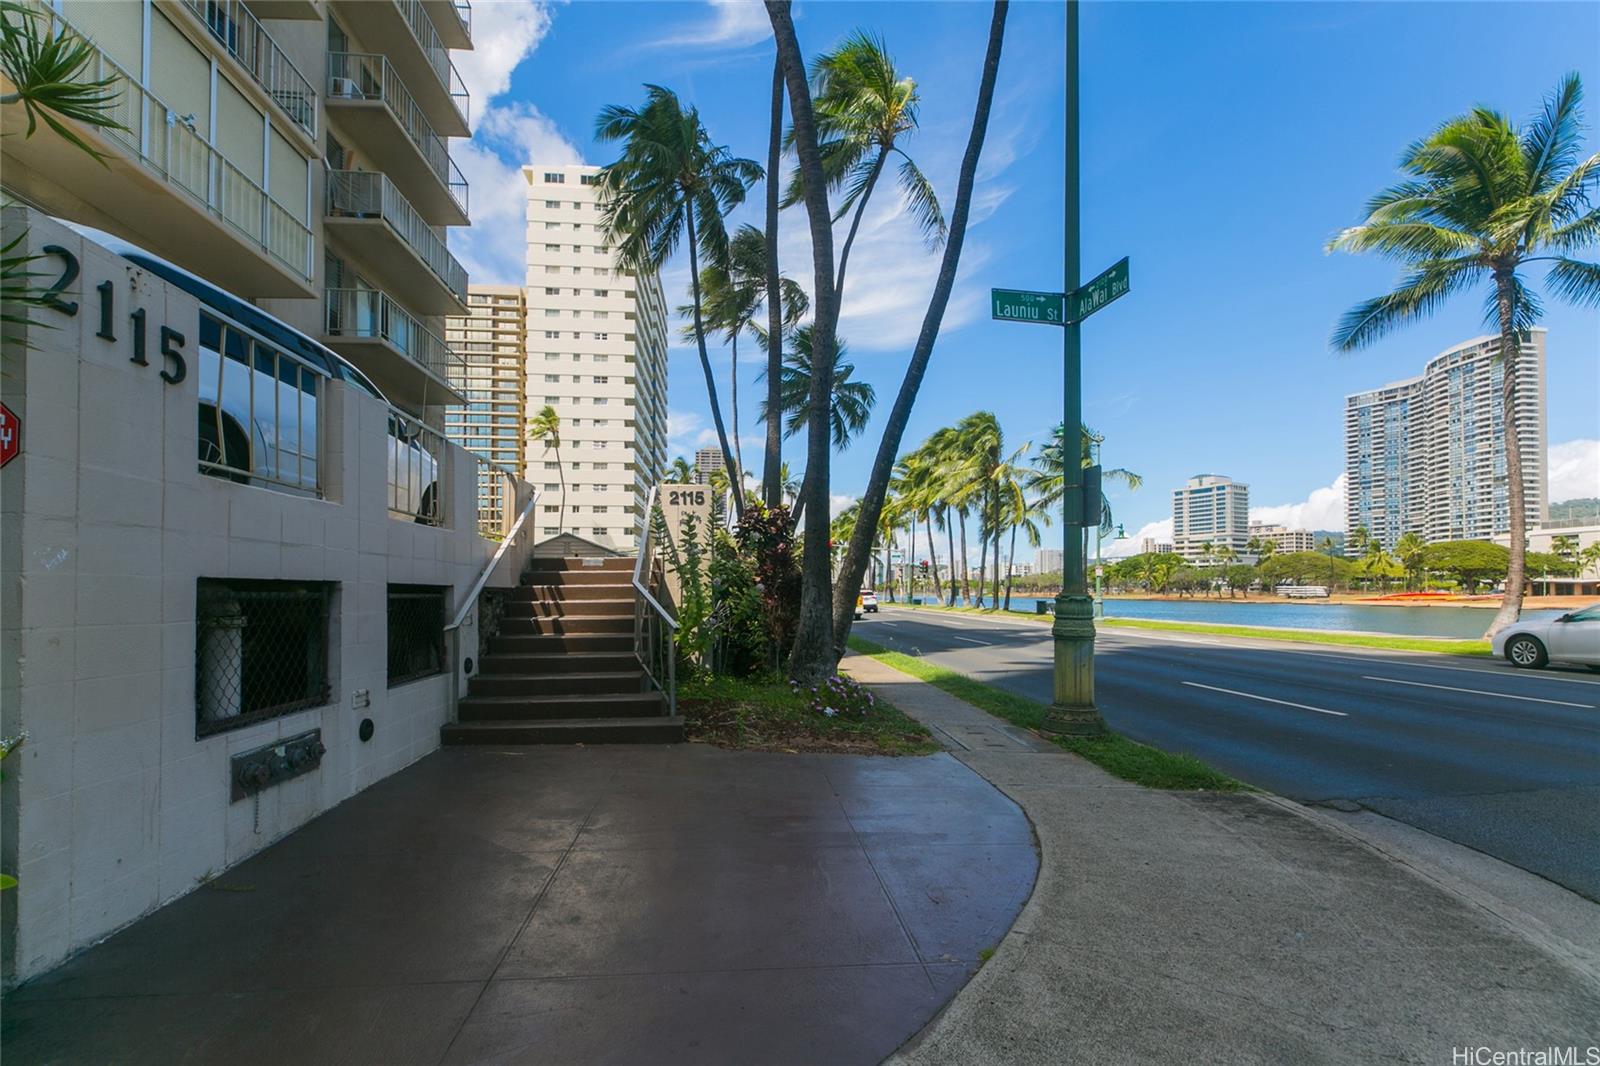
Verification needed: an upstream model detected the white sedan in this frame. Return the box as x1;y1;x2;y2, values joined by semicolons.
1492;604;1600;670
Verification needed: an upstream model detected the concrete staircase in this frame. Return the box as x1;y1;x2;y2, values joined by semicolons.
441;557;684;745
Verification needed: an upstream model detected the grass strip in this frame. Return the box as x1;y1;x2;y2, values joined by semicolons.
884;602;1493;657
846;637;1246;791
679;673;939;756
1098;617;1491;656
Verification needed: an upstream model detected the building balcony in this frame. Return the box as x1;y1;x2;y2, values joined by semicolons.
325;170;467;315
323;288;468;410
327;0;469;137
243;0;320;17
0;2;314;297
326;53;467;225
172;0;316;141
420;0;471;49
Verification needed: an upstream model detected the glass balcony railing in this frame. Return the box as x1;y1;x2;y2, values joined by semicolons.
13;1;313;282
326;52;468;216
323;288;464;383
395;0;470;127
325;171;467;303
179;0;316;139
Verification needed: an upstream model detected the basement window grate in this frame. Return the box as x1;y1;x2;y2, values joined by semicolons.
388;584;448;687
196;579;333;737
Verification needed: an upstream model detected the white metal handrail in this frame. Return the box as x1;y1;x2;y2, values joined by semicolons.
179;0;317;139
326;52;468;216
445;486;538;719
633;486;678;717
325;170;468;302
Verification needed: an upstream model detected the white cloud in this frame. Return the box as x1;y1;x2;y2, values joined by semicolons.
1548;439;1600;503
1249;474;1346;533
649;0;771;49
1104;518;1173;559
448;3;583;286
830;493;857;518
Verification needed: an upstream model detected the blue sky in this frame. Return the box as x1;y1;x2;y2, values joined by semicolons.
452;1;1600;557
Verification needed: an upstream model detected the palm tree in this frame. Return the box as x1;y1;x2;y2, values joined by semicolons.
666;456;694;484
778;461;802;505
996;455;1047;611
784;30;945;300
1579;542;1600;579
1329;73;1600;637
595;84;763;519
1028;423;1142;534
763;54;786;510
676;225;809;490
770;0;1007;674
1395;531;1427;590
757;326;876;449
527;405;563;537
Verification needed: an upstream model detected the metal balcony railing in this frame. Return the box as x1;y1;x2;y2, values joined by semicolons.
180;0;316;139
453;0;471;36
394;0;470;127
13;2;313;282
323;287;465;382
326;52;468;216
325;171;468;303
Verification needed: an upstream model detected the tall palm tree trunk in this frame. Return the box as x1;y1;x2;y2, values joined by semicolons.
554;444;565;536
944;508;958;606
1004;521;1017;610
958;509;971;605
974;528;988;608
729;332;743;491
827;2;1008;652
762;56;784;509
1487;271;1528;638
769;0;840;682
834;150;887;301
925;512;942;609
685;204;743;521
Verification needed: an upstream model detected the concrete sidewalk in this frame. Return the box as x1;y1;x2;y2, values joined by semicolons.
845;653;1600;1065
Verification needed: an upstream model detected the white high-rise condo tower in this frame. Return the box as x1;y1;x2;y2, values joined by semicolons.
523;164;670;551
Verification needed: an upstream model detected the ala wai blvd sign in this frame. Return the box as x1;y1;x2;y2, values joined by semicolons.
990;257;1130;327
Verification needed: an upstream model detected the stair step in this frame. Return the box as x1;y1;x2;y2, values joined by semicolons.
526;557;636;573
490;633;633;655
442;716;684;746
478;652;641;675
507;584;634;602
459;691;663;721
502;598;635;618
468;671;647;697
519;570;636;587
497;615;633;636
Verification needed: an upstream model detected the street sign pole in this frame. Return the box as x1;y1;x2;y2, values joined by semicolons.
1043;0;1107;736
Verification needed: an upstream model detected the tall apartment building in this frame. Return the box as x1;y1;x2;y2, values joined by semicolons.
695;447;726;485
1345;330;1546;552
1248;523;1316;554
523;163;669;551
445;285;527;489
1;0;473;421
1172;475;1250;560
1036;548;1064;574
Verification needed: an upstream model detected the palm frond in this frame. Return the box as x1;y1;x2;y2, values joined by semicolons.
1545;257;1600;308
894;150;946;248
1331;258;1483;351
1521;71;1584;195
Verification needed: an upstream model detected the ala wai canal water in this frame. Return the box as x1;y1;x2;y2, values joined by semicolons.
928;596;1571;639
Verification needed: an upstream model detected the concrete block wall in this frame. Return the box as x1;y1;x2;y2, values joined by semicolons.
0;211;536;983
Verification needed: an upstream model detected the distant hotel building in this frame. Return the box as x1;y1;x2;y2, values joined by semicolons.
1344;330;1546;552
1139;538;1174;556
695;447;726;484
1172;475;1250;560
524;163;670;550
1036;548;1064;573
1248;523;1315;554
445;286;527;479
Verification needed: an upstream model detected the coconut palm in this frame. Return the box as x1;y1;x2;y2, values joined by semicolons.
595;85;762;518
527;405;564;537
784;30;945;299
1579;542;1600;579
757;326;876;450
995;453;1047;611
1329;73;1600;636
676;225;808;489
763;55;786;510
1028;423;1142;534
778;461;802;505
666;456;694;484
1395;531;1426;589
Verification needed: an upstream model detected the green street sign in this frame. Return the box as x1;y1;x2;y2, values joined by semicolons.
992;288;1064;326
1068;257;1129;323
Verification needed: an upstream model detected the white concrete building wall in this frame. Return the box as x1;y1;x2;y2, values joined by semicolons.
0;213;535;982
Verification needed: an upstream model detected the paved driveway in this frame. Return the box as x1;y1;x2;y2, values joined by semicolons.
4;745;1037;1065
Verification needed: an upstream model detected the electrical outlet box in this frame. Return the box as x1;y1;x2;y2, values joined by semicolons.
352;688;370;709
230;729;325;802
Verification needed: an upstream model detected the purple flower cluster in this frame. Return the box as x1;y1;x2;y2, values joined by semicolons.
792;675;878;720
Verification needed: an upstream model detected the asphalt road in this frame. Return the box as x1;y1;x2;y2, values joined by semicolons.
862;606;1600;901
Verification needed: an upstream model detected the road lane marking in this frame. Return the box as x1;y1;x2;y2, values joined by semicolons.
955;636;992;646
1360;675;1596;708
1180;681;1348;717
